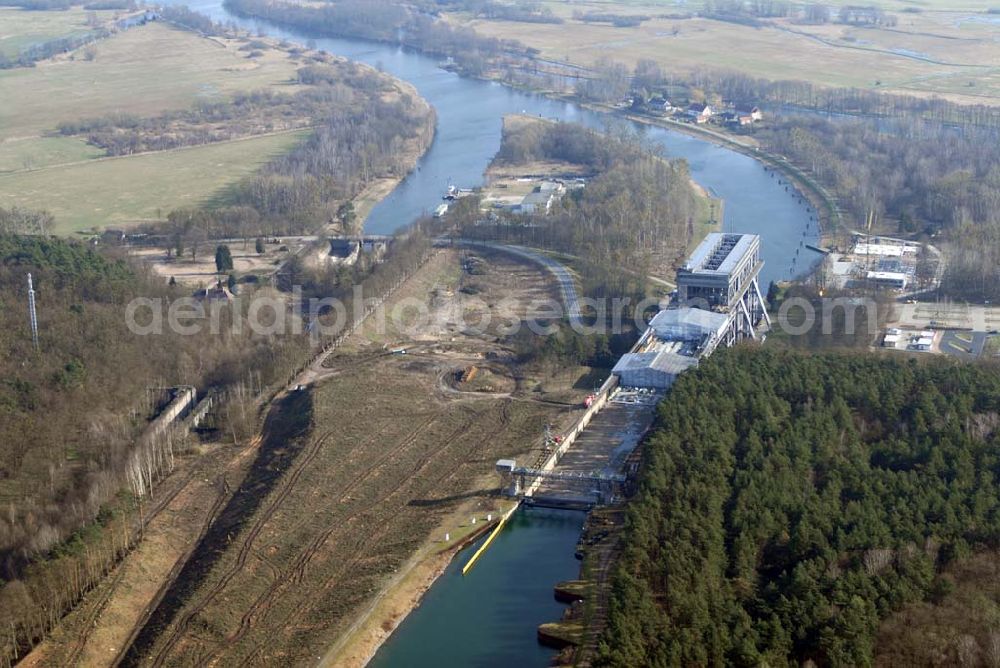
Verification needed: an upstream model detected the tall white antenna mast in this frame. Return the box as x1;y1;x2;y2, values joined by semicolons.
27;273;39;352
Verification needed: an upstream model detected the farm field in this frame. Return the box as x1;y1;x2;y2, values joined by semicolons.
0;19;318;233
109;249;593;666
0;22;302;143
456;2;1000;102
0;6;113;58
0;135;103;174
0;130;307;234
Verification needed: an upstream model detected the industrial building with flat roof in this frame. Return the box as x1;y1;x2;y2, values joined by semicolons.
676;232;769;345
649;307;732;342
612;233;770;390
825;233;935;292
612;348;698;390
677;233;762;310
851;237;919;258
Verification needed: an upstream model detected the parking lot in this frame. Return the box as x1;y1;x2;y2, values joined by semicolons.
893;302;1000;333
939;331;991;360
881;301;1000;360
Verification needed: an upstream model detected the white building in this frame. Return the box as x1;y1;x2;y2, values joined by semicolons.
611;232;769;390
520;191;557;214
866;271;907;290
612;308;733;390
687;103;713;123
851;238;919;257
613;349;698;389
649;308;731;344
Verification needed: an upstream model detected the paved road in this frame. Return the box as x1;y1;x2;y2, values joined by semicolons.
443;239;584;329
939;330;989;360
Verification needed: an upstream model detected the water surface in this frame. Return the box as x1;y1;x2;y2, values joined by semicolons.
368;508;586;668
168;0;821;287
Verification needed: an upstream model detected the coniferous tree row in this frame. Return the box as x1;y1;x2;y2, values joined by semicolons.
598;349;1000;667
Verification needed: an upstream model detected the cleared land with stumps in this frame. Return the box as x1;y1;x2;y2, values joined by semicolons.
110;249;596;666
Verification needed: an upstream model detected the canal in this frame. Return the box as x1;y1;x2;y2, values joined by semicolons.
368;508;585;668
160;2;821;663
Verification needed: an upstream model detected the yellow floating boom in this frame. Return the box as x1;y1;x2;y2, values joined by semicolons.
461;503;519;575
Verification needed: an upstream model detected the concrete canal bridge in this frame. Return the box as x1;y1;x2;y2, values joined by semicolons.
495;459;627;509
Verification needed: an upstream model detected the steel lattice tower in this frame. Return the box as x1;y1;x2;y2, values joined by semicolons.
27;273;39;351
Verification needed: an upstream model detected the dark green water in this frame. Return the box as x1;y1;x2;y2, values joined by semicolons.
368;508;586;668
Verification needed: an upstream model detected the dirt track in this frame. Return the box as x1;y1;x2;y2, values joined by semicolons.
113;250;588;666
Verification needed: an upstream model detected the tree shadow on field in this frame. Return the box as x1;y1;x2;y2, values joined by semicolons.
120;389;314;665
407;489;494;507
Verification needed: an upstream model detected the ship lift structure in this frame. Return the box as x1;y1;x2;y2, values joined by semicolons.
675;232;771;346
493;234;771;510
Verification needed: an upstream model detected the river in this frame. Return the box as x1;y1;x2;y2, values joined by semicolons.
169;0;821;288
161;2;820;664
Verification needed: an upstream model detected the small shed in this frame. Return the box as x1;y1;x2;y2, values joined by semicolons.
194;285;235;302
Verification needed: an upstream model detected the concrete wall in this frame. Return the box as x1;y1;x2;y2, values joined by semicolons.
524;373;619;497
522;321;658;497
183;391;215;429
142;386;196;444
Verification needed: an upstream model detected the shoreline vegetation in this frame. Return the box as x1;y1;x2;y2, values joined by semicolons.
473;114;710;289
594;349;1000;667
322;501;511;668
221;0;837;246
0;9;437;235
